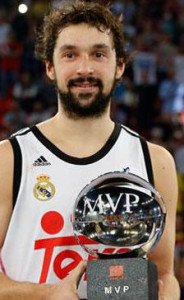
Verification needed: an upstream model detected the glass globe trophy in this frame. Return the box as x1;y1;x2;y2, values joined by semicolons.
72;170;167;300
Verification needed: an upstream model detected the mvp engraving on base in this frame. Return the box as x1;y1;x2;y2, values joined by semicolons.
72;170;166;300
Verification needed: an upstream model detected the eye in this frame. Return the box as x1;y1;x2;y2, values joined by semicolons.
95;52;104;58
65;53;75;59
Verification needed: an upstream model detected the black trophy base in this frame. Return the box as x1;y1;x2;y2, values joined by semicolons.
87;257;158;300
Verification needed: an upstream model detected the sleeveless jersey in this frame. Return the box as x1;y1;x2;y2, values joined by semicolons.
0;123;153;299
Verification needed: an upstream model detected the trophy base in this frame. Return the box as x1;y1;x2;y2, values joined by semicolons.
87;257;158;300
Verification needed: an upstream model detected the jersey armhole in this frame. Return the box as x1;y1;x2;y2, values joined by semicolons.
139;136;154;186
9;137;22;208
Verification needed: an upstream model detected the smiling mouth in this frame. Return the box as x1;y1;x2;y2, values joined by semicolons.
71;83;99;93
72;82;98;88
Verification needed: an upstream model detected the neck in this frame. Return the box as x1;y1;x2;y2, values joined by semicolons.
52;104;114;140
37;102;116;158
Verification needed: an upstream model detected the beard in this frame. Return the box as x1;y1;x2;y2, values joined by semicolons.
55;75;117;119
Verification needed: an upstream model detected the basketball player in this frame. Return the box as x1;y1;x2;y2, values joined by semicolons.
0;1;180;299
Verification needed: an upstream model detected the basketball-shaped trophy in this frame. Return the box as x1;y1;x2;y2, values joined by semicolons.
72;170;166;300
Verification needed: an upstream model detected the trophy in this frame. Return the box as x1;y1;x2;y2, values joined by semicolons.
72;170;167;300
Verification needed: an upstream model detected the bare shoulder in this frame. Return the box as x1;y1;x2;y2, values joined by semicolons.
148;142;175;172
0;139;13;155
0;139;14;247
0;139;14;172
147;142;177;196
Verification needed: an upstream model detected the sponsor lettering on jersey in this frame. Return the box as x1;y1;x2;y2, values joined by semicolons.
34;211;130;283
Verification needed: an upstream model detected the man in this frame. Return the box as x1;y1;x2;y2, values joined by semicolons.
0;1;180;299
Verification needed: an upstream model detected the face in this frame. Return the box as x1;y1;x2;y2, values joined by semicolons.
46;23;124;118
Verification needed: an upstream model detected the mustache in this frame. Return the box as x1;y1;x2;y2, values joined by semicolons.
68;77;103;88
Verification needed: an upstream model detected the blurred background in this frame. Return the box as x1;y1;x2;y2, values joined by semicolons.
0;0;184;298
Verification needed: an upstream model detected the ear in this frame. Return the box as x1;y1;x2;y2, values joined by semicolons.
115;61;125;80
45;61;55;81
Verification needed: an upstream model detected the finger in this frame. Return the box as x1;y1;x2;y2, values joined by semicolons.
69;260;87;288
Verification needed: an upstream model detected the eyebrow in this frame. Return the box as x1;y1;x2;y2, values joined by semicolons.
92;44;111;51
59;43;111;52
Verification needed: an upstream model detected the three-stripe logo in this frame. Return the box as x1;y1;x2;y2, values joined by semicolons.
33;156;51;166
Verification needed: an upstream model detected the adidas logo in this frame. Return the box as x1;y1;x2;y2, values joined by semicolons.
33;156;51;166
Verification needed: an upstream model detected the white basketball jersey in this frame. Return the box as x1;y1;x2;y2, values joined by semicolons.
0;123;153;299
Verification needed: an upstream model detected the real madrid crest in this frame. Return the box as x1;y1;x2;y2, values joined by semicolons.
33;175;55;201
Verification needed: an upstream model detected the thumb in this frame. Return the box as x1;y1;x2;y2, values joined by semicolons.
69;260;87;288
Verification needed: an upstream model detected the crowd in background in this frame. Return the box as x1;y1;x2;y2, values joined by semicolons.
0;0;184;297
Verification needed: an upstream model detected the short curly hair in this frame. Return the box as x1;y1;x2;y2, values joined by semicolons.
35;0;129;65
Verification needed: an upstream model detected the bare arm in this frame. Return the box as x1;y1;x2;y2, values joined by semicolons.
0;140;86;300
0;141;13;249
148;142;180;300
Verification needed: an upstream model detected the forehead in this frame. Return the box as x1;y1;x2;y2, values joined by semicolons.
55;23;114;50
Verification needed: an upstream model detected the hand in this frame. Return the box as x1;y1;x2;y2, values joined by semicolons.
47;260;87;300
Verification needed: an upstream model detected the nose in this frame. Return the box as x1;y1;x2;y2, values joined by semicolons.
76;54;94;76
